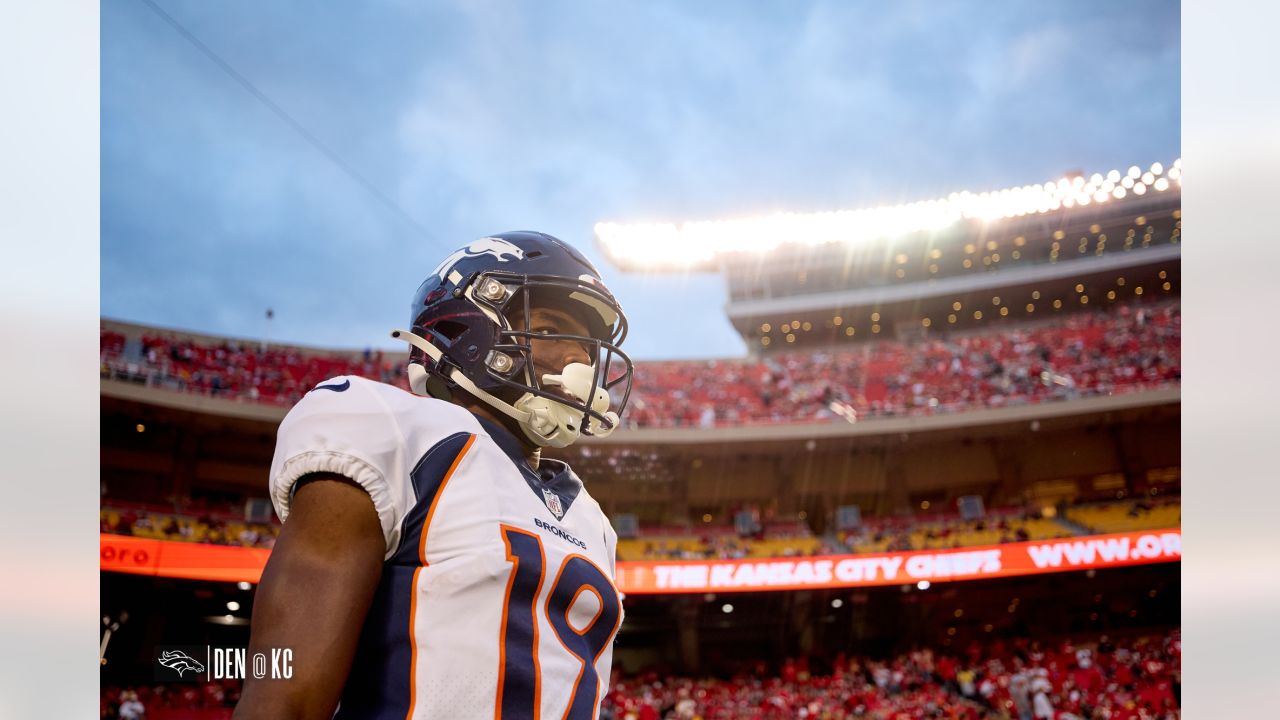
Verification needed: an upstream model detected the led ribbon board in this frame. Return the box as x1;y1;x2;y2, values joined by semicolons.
101;528;1180;591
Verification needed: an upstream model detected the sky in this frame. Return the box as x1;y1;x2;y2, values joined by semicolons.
101;0;1180;360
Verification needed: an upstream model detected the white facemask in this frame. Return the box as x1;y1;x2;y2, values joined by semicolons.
393;329;619;448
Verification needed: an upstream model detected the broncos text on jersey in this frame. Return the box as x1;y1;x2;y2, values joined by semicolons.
269;376;623;719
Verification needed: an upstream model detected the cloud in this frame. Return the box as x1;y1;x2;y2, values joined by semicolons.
101;0;1179;358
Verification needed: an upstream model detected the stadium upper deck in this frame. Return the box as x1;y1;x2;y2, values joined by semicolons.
102;296;1179;428
596;160;1181;352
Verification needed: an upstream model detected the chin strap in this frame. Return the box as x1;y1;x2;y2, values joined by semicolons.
391;329;618;447
541;362;620;438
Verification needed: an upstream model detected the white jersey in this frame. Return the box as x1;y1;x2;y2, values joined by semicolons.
269;376;622;720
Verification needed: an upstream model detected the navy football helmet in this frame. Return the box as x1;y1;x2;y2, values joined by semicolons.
392;231;633;448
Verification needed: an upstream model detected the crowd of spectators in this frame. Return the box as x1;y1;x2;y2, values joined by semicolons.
100;329;401;405
620;527;834;562
624;301;1179;428
99;495;1179;562
839;510;1067;556
605;629;1180;720
100;502;280;549
98;501;1027;559
616;496;1180;562
101;300;1179;428
101;681;240;720
101;629;1179;720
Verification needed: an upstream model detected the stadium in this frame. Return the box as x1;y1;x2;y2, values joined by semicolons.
100;160;1180;719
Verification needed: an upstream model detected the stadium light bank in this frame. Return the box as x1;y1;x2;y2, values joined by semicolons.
595;159;1181;271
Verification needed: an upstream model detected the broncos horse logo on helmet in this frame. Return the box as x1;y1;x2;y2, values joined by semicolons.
431;237;526;280
392;231;633;448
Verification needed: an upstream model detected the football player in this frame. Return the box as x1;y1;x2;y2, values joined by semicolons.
233;231;633;720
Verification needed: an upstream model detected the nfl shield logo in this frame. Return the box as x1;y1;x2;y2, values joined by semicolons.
542;489;565;519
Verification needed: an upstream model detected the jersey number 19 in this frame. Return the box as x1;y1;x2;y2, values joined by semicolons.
497;525;620;720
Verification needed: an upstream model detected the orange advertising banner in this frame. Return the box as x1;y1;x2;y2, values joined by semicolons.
616;528;1181;595
101;528;1180;592
100;534;270;584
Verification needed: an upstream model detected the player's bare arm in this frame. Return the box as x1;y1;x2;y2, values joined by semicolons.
233;473;384;720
